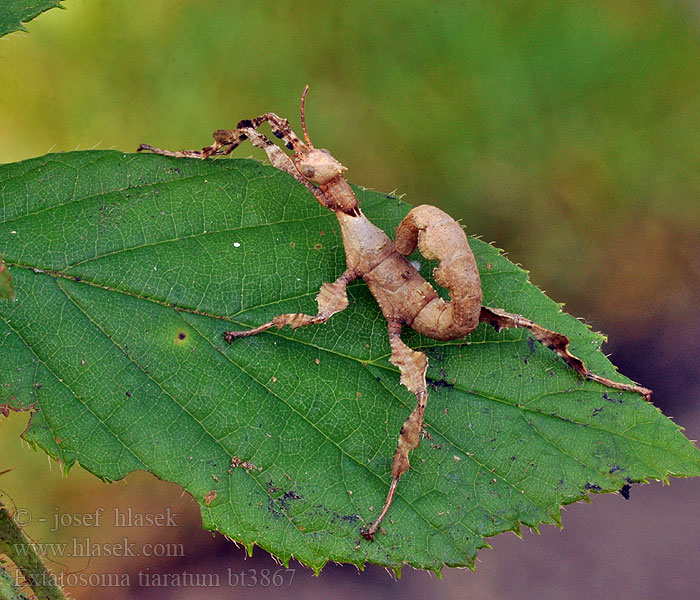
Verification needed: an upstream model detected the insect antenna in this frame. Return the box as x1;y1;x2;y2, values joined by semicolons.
300;85;314;149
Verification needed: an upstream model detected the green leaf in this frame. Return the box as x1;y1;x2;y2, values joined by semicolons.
0;502;65;599
0;563;31;600
0;254;13;300
1;151;699;573
0;0;63;38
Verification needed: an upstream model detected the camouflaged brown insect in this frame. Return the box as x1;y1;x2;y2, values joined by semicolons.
138;87;651;541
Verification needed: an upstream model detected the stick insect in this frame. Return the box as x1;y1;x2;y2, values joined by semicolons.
138;87;651;541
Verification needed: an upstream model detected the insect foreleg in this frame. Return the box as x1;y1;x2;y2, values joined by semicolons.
136;144;205;159
139;118;328;204
224;270;357;343
232;127;327;202
198;112;305;159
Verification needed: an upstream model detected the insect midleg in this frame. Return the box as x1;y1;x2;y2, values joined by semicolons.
224;270;357;343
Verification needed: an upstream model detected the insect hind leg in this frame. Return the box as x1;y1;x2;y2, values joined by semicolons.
479;306;652;399
362;320;429;541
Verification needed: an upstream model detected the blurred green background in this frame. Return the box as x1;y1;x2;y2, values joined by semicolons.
1;1;699;598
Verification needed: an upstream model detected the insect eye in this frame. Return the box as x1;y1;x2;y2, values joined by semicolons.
301;165;315;179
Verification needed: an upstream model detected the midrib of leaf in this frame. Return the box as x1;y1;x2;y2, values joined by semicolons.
27;258;467;565
208;317;676;465
219;318;686;474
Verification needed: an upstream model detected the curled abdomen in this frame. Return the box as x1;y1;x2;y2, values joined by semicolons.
395;205;482;340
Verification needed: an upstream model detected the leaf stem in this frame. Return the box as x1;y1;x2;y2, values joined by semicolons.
0;503;67;600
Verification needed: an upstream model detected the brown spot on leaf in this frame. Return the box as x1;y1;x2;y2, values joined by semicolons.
230;456;261;473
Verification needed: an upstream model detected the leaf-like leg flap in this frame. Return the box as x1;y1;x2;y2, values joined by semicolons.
479;306;652;399
224;270;356;343
362;321;429;540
